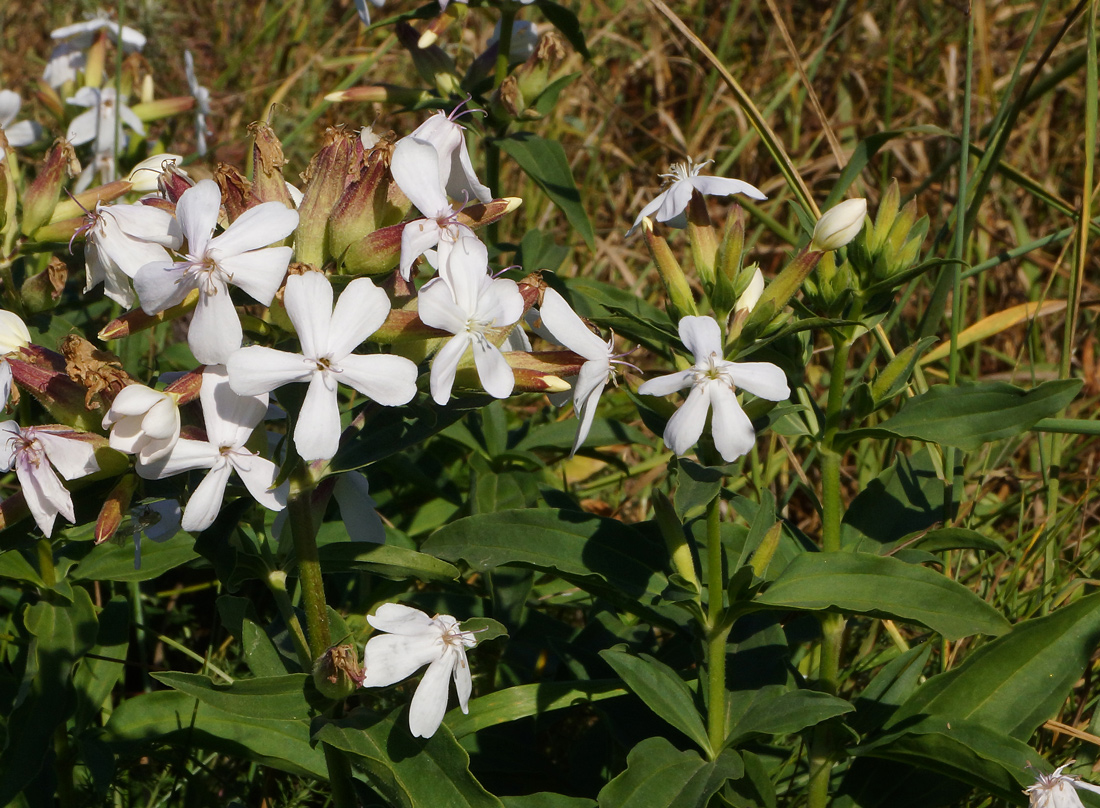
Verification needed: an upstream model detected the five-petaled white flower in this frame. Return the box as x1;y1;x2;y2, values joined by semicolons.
0;422;100;537
0;310;30;408
136;366;288;532
45;14;146;89
133;179;299;364
638;315;789;462
102;384;182;463
0;90;41;158
79;202;182;308
390;136;479;280
628;157;766;235
360;603;478;739
417;238;523;404
538;288;620;455
66;85;144;156
407;111;492;206
1027;762;1100;808
226;271;418;462
184;51;212;156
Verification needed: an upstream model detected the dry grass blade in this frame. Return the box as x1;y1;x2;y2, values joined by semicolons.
646;0;820;217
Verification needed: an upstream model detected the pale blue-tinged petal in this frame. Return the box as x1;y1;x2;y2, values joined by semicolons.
690;174;767;201
200;365;267;448
627;190;669;236
208;202;299;257
708;382;756;462
4;120;40;149
293;372;340;462
231;453;287;511
430;333;471;404
663;384;710;456
361;632;442;687
391;137;450;217
453;646;472;713
0;90;20;126
176;179;222;256
328;277;390;359
334;472;385;543
417;278;467;335
656;179;694;226
134;261;192;314
339;354;418;406
136;438;219;479
16;461;67;536
472;338;514;399
570;360;610;455
119;103;145;137
409;653;454;738
283;272;332;359
539;288;608;359
637;369;694;397
218;247;292;305
727;361;790;402
66;107;98;146
678;315;724;362
189;285;242;365
227;346;312;396
0;360;10;407
181;462;233;532
368;603;438;635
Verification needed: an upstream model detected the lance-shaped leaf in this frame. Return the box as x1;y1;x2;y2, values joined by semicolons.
597;737;743;808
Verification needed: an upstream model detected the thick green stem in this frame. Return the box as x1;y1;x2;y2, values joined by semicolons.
266;570;313;669
289;471;330;659
705;494;729;755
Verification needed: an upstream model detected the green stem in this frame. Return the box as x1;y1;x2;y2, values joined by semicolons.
704;493;729;756
54;723;76;808
266;569;313;669
494;5;516;89
288;468;330;659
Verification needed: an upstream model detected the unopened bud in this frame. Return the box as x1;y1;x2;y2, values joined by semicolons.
652;492;701;592
21;256;67;313
99;289;199;341
328;153;388;260
869;180;900;254
642;217;697;320
395;23;461;97
96;475;137;544
249;122;295;208
324;85;435;107
129;96;195;122
514;31;570;111
810;198;867;252
338;222;403;276
733;268;764;315
312;643;364;701
686;190;717;287
295;127;359;267
22;140;77;236
50;181;133;223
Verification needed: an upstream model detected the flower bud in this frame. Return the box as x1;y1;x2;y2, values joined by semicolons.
126;154;184;194
0;310;30;354
128;96;196;121
642;217;698;320
513;31;570;113
214;163;257;221
102;383;182;463
869;180;900;254
9;346;100;431
312;643;364;701
96;475;137;544
22;139;77;236
49;181;133;223
324;85;435;107
733;268;765;315
810;198;867;252
652;492;701;593
21;256;67;313
328;150;389;261
99;289;199;341
295;127;359;267
249;122;295;208
686;191;718;287
338;222;403;276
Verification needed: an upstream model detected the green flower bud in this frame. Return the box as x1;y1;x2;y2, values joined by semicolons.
312;644;364;701
22;140;76;237
810;198;867;252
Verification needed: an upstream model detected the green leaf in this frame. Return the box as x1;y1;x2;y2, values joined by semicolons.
314;707;504;808
0;549;45;587
838;380;1083;451
151;672;325;720
316;542;459;582
753;552;1010;640
514;418;648;453
673;459;723;520
535;1;590;58
885;591;1100;739
725;685;853;745
497;132;594;248
73;596;129;733
600;649;711;755
459;617;509;644
503;796;596;808
842;449;944;549
886;528;1004;556
423;509;674;626
445;680;627;739
596;737;743;808
849;643;933;736
70;531;198;582
104;690;326;779
242;618;292;677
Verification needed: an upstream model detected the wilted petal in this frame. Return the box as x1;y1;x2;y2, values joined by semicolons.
409;653;453;738
227;346;312;396
663;384;710;456
708;383;757;462
339;354;418;406
181;461;233;532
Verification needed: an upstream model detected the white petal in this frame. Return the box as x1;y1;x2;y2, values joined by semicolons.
104;384;169;421
539;288;608;360
231;453;287;511
369;604;439;635
627;190;669;236
181;462;233;532
472;338;514;399
571;360;609;454
283;272;332;360
0;91;20;126
218;247;292;305
453;646;472;713
339;354;418;406
66;108;99;146
17;462;67;537
333;472;385;543
430;333;470;404
417;278;467;335
637;369;695;397
102;203;182;250
189;287;242;365
293;372;340;462
208;202;299;257
227;346;312;396
119;103;145;137
409;654;454;738
438;237;489;315
327;278;391;359
708;383;756;462
4;120;40;149
36;432;99;480
479;278;524;328
449;134;492;204
678;316;724;363
0;310;30;353
655;180;693;226
0;361;10;407
361;632;442;687
400;219;442;280
727;362;790;402
663;384;709;456
391;137;450;217
200;365;267;448
136;438;219;479
142;398;180;440
690;174;767;202
176;180;222;256
134;262;193;314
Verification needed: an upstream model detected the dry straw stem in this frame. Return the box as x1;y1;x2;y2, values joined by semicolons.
646;0;820;218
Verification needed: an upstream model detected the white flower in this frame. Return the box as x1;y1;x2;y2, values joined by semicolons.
734;268;765;315
131;499;182;569
417;238;523;404
79;202;182;307
810;198;867;252
43;43;86;89
136;366;288;532
354;0;386;24
390;136;479;280
45;13;146;89
408;111;492;205
538;288;618;455
1026;763;1100;808
361;603;477;738
638;315;789;462
66;86;144;158
184;51;212;156
0;310;30;408
226;272;418;462
0;90;42;158
133;179;298;364
628;157;766;235
102;384;181;463
0;422;100;537
126;154;185;194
